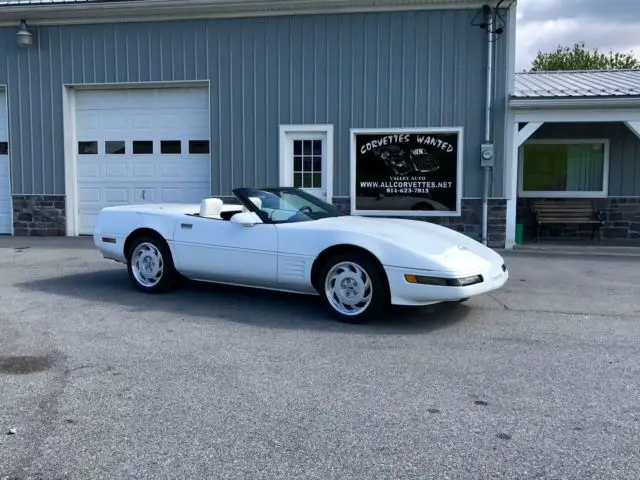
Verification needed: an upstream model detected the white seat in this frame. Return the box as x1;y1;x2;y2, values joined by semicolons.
199;198;223;219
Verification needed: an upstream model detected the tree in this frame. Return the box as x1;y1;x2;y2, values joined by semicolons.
529;41;640;71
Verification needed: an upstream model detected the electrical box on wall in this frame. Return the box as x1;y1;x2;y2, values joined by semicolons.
480;143;495;167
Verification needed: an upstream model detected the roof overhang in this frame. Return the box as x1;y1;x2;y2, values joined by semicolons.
0;0;507;26
510;97;640;124
510;96;640;110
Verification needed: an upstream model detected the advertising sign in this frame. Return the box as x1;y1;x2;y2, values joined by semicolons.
349;127;463;216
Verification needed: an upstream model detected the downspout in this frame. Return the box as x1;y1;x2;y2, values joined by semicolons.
481;5;494;246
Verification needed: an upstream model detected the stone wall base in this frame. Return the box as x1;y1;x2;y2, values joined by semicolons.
517;197;640;242
12;195;66;236
332;197;507;248
9;194;509;247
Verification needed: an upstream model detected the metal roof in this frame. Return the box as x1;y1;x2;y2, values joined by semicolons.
0;0;132;4
0;0;494;6
513;70;640;99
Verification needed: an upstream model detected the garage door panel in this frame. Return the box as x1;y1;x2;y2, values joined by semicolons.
75;87;211;235
78;158;209;181
75;88;207;110
78;181;211;235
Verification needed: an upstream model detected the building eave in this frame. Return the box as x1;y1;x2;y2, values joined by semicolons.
509;96;640;110
0;0;504;26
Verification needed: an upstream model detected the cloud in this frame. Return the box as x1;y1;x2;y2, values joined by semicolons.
514;0;640;71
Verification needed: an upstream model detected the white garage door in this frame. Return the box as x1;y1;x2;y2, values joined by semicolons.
75;87;211;235
0;91;11;235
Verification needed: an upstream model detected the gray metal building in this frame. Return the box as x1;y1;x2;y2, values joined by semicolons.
0;0;516;247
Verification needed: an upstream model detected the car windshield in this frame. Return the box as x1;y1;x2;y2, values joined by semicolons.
233;187;345;224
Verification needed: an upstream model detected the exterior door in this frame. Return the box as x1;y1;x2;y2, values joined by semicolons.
281;128;332;202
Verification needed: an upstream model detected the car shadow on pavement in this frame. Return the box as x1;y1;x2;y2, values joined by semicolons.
16;268;472;335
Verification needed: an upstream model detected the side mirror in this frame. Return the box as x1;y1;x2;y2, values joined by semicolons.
230;211;262;227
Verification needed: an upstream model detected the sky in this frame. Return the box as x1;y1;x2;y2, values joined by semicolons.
514;0;640;71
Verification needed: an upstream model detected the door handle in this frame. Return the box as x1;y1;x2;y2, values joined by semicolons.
142;190;146;200
181;223;193;229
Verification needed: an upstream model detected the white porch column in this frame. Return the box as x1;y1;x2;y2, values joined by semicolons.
505;121;544;248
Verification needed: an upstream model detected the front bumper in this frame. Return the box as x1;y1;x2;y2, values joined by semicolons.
384;263;509;306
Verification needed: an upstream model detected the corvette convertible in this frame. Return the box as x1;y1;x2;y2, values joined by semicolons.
93;187;509;323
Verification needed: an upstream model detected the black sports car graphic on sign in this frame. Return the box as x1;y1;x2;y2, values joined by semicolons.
372;145;440;175
408;148;440;173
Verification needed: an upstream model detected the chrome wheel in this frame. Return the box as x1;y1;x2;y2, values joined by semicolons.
324;261;373;316
131;242;164;288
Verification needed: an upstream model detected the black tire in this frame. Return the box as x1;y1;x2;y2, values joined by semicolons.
317;250;389;324
126;235;178;294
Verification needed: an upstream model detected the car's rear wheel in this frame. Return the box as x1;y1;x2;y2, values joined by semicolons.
319;251;388;323
127;235;177;293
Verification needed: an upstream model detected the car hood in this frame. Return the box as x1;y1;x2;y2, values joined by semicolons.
310;215;503;270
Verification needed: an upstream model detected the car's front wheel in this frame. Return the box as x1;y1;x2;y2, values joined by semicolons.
127;235;177;293
319;251;389;323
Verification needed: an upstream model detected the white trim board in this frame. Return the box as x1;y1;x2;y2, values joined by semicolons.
501;1;518;200
278;124;334;203
63;80;212;236
0;85;14;236
348;126;464;217
625;121;640;140
504;120;519;249
0;0;506;26
510;97;640;110
66;81;210;91
512;108;640;124
517;138;610;199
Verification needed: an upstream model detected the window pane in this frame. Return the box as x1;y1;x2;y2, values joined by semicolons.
189;140;210;154
161;140;181;154
293;172;302;187
312;156;322;172
522;143;605;192
303;172;312;188
567;144;604;191
293;140;303;156
312;172;322;188
293;156;302;171
0;142;8;155
312;140;322;156
105;141;125;154
303;157;312;172
133;141;153;154
302;140;312;156
78;141;98;155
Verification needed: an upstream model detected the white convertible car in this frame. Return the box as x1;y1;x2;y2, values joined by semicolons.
93;187;508;323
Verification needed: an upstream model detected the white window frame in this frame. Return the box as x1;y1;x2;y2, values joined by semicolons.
518;138;610;198
278;124;334;202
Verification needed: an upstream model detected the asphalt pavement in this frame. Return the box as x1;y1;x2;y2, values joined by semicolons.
1;237;639;480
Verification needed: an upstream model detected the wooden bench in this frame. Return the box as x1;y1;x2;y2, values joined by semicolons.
532;199;604;242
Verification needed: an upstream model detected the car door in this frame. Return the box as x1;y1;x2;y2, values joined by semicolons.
172;215;279;288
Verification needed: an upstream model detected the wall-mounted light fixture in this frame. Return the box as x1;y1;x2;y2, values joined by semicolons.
16;20;33;48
